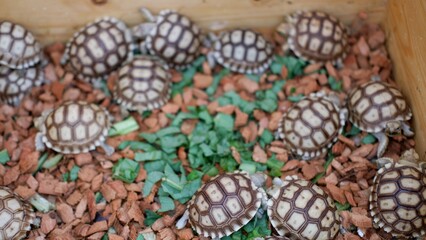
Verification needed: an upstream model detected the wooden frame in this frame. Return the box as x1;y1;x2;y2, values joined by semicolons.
385;0;426;161
0;0;387;44
1;0;425;161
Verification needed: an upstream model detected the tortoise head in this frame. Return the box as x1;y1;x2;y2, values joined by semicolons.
385;120;402;136
33;109;53;131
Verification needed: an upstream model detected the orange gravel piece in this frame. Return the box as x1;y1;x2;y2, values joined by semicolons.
41;213;57;235
57;202;76;224
14;185;35;199
253;145;268;163
193;73;213;89
176;228;194;240
282;160;301;171
326;183;347;204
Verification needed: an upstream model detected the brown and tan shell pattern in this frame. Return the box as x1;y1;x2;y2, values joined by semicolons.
0;66;44;106
348;81;412;133
213;29;274;74
0;21;42;69
187;171;263;239
114;56;171;112
277;93;346;160
63;17;133;83
39;101;111;154
286;11;348;64
267;176;340;240
0;187;35;240
145;10;202;69
369;162;426;238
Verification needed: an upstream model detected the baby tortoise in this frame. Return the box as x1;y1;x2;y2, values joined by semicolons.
277;92;346;160
35;101;114;155
370;150;425;239
208;29;274;75
114;55;171;113
267;176;340;240
176;171;266;239
347;80;413;157
0;65;44;106
0;21;43;69
277;11;349;65
62;17;133;83
0;186;36;240
133;8;202;69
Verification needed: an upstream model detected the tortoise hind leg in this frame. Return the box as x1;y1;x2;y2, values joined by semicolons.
99;142;114;156
373;132;389;158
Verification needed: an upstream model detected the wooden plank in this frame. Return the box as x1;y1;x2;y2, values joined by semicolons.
0;0;386;45
385;0;426;162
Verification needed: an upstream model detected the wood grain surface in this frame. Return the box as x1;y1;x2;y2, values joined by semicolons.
386;0;426;162
0;0;386;44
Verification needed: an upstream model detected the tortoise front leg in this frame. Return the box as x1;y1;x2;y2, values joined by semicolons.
139;7;157;22
401;121;414;137
99;142;114;156
175;210;189;229
206;51;216;70
373;132;389;158
131;23;156;40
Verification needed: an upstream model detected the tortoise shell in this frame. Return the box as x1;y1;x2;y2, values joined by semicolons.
0;66;44;106
145;10;202;69
347;81;412;133
0;187;35;240
187;171;263;238
39;101;111;154
63;17;133;83
0;21;42;69
277;93;346;160
369;162;426;238
213;29;274;74
114;56;171;112
286;11;348;63
267;176;340;240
